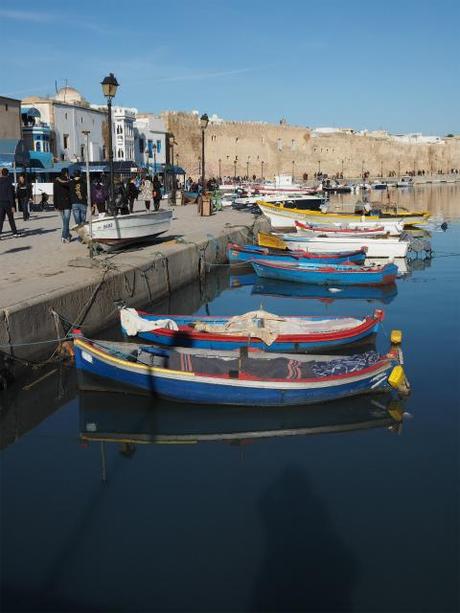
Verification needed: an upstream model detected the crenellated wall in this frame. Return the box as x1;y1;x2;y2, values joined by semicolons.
162;111;460;180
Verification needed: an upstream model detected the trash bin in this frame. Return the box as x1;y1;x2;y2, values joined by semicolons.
199;193;212;216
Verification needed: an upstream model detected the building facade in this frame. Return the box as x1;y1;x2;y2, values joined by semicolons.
0;96;21;140
112;107;136;162
22;87;107;163
134;113;167;170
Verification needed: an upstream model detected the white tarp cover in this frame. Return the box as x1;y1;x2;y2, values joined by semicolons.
193;309;361;346
120;308;179;336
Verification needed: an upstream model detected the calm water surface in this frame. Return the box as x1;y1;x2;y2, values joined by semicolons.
1;185;459;612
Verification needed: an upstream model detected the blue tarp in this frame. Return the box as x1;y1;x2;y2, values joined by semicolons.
0;139;30;168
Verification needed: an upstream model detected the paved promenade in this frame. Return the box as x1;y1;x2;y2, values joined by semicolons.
0;202;254;308
0;202;262;362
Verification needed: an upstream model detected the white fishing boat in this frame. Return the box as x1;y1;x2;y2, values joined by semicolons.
76;210;173;249
295;221;393;238
395;177;413;188
257;200;429;230
279;233;410;258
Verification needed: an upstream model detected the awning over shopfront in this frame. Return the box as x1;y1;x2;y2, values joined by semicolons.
0;139;30;169
164;164;186;175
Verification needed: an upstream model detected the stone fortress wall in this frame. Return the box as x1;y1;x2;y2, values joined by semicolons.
162;111;460;180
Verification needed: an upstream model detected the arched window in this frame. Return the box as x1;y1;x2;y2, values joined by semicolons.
118;149;124;159
35;141;41;151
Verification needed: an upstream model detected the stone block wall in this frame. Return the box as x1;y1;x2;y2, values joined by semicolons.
162;111;460;179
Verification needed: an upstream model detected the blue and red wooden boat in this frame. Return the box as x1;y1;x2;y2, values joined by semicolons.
227;242;366;265
251;260;398;286
73;333;409;407
120;307;385;352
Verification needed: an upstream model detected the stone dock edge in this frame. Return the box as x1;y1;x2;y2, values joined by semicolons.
0;220;266;364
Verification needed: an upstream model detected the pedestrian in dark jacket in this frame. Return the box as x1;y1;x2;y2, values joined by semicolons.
113;176;129;215
70;169;88;225
0;168;19;238
53;168;72;243
16;174;32;221
152;175;162;211
91;175;107;214
127;176;139;213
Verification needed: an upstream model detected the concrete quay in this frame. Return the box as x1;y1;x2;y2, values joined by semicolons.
0;203;264;364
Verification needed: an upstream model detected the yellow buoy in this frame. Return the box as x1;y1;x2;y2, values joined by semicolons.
388;365;405;390
391;329;402;344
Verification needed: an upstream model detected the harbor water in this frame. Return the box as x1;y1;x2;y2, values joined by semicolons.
1;185;459;612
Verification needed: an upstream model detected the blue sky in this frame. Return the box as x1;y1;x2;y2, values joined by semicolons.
2;0;458;134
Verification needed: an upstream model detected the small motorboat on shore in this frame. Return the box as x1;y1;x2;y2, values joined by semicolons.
76;209;173;249
73;333;409;406
119;307;385;352
251;259;399;286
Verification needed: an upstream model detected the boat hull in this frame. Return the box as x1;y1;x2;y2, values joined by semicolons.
74;338;398;407
251;260;398;286
78;210;173;247
122;309;384;352
280;235;409;258
227;243;367;266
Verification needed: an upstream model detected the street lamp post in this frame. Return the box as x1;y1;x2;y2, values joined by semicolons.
361;160;365;179
292;160;295;182
200;113;209;192
341;159;344;177
380;160;383;178
246;156;250;178
318;160;321;175
398;160;401;178
82;130;93;258
152;142;157;174
101;73;119;212
218;158;222;179
234;157;237;177
261;160;264;178
169;134;176;202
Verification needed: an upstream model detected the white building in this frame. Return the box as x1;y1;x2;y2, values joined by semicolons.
391;133;443;145
112;106;136;162
22;87;107;162
134;113;167;170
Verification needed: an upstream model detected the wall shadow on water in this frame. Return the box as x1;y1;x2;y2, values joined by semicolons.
251;465;358;613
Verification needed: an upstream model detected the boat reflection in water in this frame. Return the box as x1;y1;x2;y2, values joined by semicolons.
79;384;408;449
230;274;398;304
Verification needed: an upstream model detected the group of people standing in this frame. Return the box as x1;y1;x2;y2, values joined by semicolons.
0;168;33;239
0;166;164;243
53;170;163;244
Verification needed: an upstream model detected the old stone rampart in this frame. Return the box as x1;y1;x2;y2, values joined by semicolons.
162;111;460;179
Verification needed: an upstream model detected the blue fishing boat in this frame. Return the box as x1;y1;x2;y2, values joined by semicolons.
227;243;367;266
119;307;385;353
73;333;409;407
252;278;398;303
251;260;399;286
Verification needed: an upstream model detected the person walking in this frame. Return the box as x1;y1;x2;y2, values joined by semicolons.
139;175;153;211
127;176;139;213
70;169;88;225
152;175;162;211
16;174;32;221
91;174;107;214
0;168;19;239
53;168;72;243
